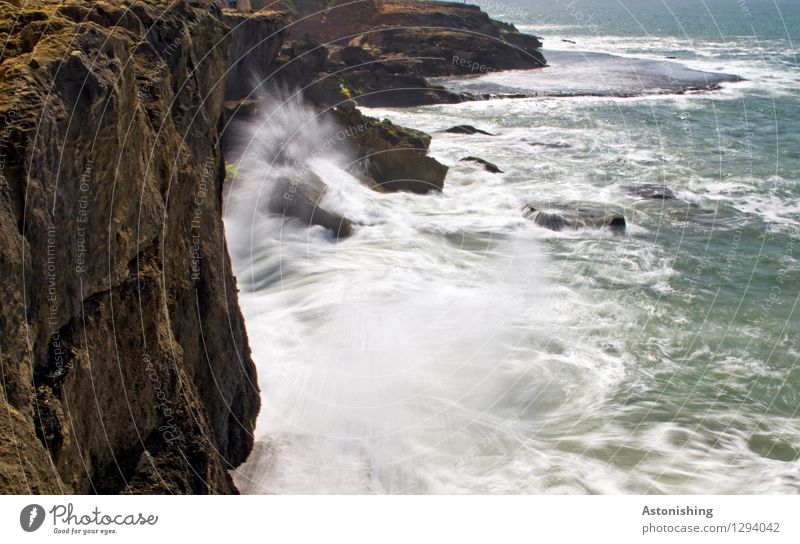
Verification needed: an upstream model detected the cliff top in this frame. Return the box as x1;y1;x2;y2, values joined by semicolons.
283;0;538;43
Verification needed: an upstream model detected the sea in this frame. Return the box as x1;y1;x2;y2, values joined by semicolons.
225;0;800;493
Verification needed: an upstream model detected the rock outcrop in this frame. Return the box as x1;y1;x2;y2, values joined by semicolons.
270;173;354;238
0;0;259;494
329;103;448;194
258;0;546;108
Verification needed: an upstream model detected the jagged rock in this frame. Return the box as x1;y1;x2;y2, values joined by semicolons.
460;157;503;173
0;0;261;494
0;400;68;493
328;67;464;107
523;205;627;233
624;183;678;200
367;148;449;193
329;104;448;193
270;173;354;239
446;125;495;136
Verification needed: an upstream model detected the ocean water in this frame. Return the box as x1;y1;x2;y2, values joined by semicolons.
227;0;800;493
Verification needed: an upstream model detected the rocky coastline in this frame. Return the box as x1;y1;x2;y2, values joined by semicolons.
0;0;547;494
222;0;546;238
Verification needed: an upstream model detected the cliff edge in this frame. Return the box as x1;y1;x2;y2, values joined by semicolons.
0;0;258;493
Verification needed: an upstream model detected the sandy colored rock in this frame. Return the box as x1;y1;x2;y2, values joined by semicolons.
0;0;260;494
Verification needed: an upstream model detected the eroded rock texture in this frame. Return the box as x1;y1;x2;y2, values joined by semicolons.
0;0;259;494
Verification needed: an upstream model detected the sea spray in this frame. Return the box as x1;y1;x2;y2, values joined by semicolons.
226;99;629;491
224;92;370;286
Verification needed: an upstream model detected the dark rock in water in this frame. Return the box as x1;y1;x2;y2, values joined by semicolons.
624;183;678;200
367;148;449;193
270;173;354;239
446;125;495;136
528;141;572;149
329;103;448;193
460;156;504;173
224;11;289;101
523;205;626;233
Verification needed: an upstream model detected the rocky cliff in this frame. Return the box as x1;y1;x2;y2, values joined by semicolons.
0;0;261;494
223;9;288;100
272;0;545;107
230;0;545;108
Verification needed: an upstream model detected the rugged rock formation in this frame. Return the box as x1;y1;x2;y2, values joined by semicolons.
258;34;466;107
524;205;627;233
259;0;546;107
270;173;354;238
329;103;448;193
0;0;259;494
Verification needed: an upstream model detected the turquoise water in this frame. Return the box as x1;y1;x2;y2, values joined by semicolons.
229;0;799;493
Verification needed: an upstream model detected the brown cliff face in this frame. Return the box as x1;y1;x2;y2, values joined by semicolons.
223;10;289;101
0;0;259;493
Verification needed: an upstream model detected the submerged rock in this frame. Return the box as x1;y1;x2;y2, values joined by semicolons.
624;183;678;200
528;141;572;149
523;205;627;233
460;156;504;173
446;125;495;136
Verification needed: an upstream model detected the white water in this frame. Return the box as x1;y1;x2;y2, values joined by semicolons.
224;92;642;493
226;32;800;493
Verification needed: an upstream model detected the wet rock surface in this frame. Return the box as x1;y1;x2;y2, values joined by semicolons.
445;125;495;136
270;173;355;239
524;205;627;233
329;104;449;194
624;183;678;200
